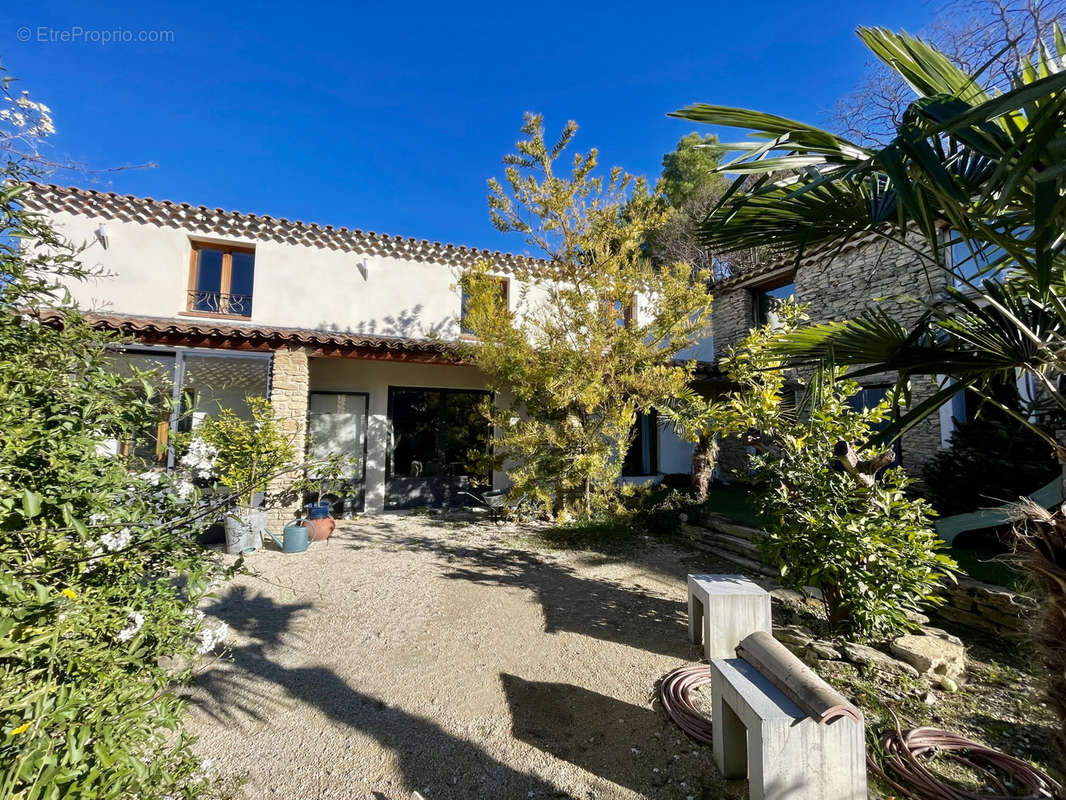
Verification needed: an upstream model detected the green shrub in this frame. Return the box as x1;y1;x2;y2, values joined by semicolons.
714;304;957;638
181;397;296;509
625;483;698;537
0;176;233;798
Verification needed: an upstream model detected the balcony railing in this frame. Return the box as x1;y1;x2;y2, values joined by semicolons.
187;290;252;318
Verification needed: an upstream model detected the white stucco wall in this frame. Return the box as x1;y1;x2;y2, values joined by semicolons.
42;209;714;359
42;207;701;504
658;424;693;475
42;210;524;340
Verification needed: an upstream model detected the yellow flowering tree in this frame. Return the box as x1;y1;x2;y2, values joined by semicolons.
460;114;712;520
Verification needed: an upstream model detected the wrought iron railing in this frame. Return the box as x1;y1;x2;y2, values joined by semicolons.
187;290;252;317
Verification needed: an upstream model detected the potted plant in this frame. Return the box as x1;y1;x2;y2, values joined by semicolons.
184;397;296;554
290;452;360;541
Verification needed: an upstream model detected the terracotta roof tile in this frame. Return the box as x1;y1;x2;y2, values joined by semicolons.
20;182;547;274
36;309;468;364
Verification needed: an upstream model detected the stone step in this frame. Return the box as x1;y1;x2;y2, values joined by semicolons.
702;514;765;542
708;532;760;558
694;541;780;579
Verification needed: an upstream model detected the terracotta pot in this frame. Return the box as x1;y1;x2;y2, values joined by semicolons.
306;515;335;542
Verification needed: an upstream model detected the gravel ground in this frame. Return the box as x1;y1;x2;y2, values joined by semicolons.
183;515;744;800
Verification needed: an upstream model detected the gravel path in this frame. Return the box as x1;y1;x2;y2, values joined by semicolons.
183;515;744;800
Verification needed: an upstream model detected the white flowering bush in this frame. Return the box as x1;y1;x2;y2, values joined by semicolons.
180;439;219;482
0;170;236;797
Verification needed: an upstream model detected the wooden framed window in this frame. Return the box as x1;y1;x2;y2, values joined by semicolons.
460;275;509;336
186;242;255;319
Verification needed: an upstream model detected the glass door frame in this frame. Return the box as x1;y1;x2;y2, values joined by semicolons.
108;344;274;470
307;390;370;513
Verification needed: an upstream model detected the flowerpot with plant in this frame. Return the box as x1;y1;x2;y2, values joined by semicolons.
290;452;359;542
181;397;296;554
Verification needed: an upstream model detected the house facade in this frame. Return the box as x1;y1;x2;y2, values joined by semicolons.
710;232;964;479
24;183;704;522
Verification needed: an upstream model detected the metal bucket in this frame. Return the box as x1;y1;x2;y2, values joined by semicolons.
224;509;266;554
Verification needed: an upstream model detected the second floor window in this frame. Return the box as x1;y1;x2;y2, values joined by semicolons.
187;242;255;318
460;276;508;336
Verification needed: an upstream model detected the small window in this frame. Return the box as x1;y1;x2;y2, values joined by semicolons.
753;282;795;327
460;276;508;336
187;242;255;318
622;410;659;476
846;384;902;462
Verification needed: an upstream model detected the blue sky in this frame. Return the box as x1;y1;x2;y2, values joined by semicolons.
10;0;934;254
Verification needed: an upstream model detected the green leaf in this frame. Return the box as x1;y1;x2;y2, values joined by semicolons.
21;489;42;518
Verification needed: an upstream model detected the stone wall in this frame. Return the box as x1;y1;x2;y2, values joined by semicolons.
795;233;949;475
711;235;951;477
690;515;1037;639
932;576;1038;639
267;346;310;527
710;286;754;358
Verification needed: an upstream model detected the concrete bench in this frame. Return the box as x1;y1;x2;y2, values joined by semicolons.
687;574;771;660
711;656;867;800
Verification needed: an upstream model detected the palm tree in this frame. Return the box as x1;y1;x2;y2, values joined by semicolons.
671;25;1066;756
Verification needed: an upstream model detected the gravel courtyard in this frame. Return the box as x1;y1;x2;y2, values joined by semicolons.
183;515;743;800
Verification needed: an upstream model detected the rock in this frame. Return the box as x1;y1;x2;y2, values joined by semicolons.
937;675;959;693
920;626;964;648
842;642;920;678
806;641;842;661
770;588;808;607
922;691;937;706
904;609;931;626
890;634;966;681
773;624;814;648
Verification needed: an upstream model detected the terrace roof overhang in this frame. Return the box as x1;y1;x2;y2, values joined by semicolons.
36;310;470;365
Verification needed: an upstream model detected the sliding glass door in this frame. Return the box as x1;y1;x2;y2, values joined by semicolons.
386;387;491;509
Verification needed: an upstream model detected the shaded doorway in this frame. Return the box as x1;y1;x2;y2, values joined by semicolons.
386;386;491;509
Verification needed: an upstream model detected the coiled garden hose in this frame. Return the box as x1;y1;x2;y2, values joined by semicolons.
657;663;715;744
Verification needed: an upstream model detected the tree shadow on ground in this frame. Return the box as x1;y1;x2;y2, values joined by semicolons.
500;673;670;794
341;521;695;659
187;587;563;798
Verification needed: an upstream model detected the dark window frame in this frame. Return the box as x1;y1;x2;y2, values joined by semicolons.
752;280;796;327
385;385;495;484
622;410;659;477
306;390;371;513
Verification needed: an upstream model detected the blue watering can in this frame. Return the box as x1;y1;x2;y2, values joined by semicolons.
263;519;312;554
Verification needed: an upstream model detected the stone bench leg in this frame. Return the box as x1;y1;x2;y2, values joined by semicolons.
688;592;704;647
712;684;748;780
687;574;771;660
